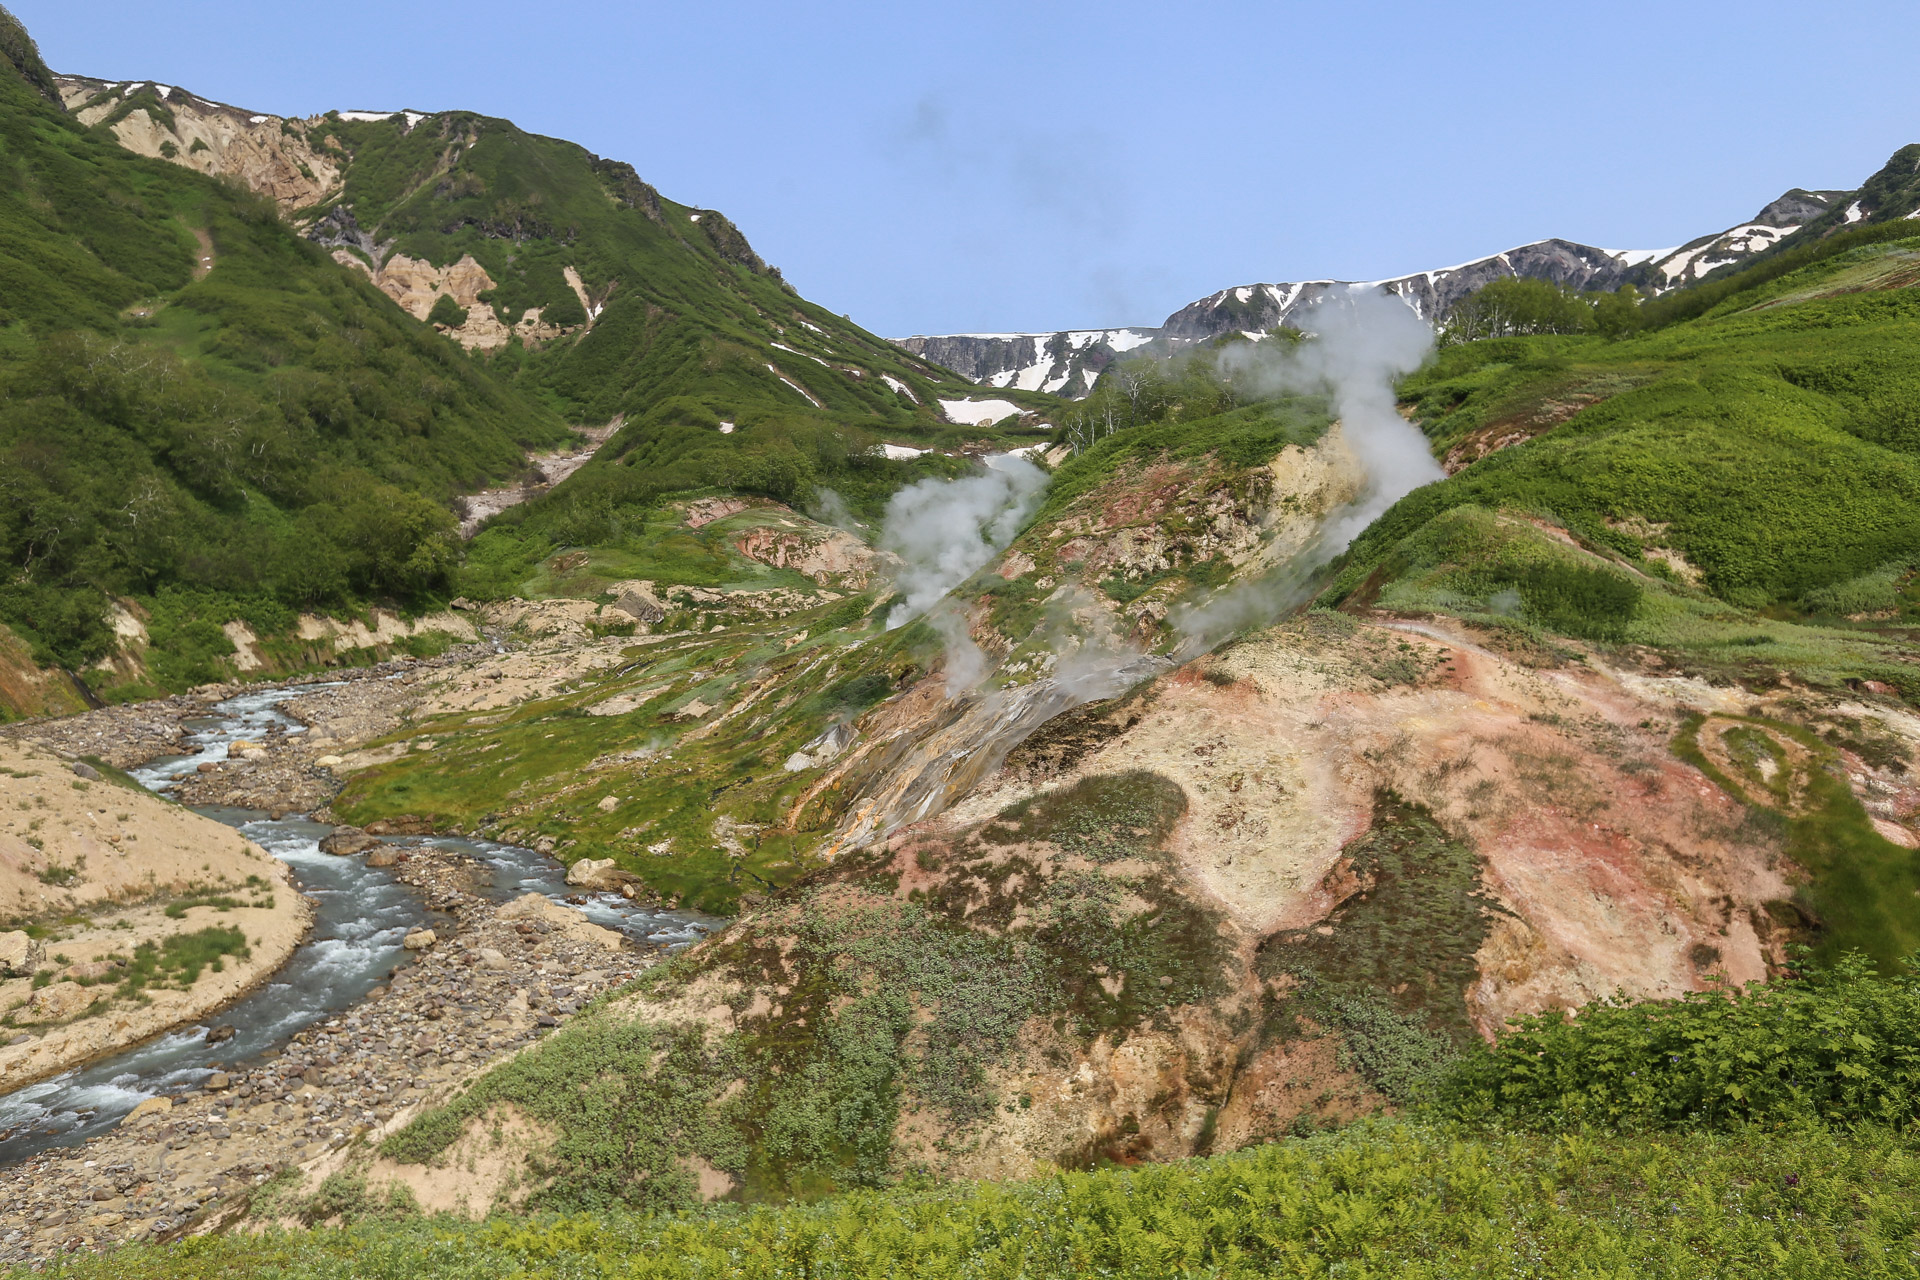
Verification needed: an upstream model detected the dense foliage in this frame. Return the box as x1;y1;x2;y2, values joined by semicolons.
1440;953;1920;1131
30;1123;1920;1278
0;58;570;669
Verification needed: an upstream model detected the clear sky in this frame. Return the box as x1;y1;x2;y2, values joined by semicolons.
17;1;1920;337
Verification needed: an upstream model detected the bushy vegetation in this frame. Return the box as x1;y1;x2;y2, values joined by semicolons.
1441;951;1920;1132
31;1122;1920;1278
0;59;574;672
1335;258;1920;621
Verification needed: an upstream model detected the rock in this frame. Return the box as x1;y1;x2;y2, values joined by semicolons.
205;1073;230;1091
535;836;558;855
205;1024;236;1045
402;929;437;951
70;762;101;781
565;857;628;891
366;816;432;836
319;828;381;856
123;1096;173;1123
477;948;510;971
27;982;93;1022
451;597;476;611
228;740;262;754
596;795;620;813
315;755;346;768
0;931;42;977
196;762;217;774
365;846;402;868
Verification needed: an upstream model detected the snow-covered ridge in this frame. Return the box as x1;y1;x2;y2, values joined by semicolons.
898;188;1850;398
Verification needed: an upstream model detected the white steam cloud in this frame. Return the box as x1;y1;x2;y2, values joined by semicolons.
1174;287;1442;651
880;455;1049;693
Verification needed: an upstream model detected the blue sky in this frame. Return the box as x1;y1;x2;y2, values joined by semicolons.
19;1;1920;336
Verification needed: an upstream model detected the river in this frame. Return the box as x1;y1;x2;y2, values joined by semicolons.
0;684;721;1161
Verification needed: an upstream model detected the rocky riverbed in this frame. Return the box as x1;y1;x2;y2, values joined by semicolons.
0;656;699;1264
0;836;656;1264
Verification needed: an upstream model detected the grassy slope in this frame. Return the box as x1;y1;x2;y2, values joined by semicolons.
0;22;577;687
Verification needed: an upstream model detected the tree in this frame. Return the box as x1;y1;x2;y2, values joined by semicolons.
1591;285;1644;339
1441;278;1594;344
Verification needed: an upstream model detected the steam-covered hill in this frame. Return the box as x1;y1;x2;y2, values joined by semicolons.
903;186;1851;394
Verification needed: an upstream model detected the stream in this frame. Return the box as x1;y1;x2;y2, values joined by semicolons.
0;684;722;1162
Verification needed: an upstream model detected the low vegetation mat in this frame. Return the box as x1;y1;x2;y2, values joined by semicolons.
29;1122;1918;1278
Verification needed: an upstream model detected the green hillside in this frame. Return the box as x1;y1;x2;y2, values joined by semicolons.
0;10;576;679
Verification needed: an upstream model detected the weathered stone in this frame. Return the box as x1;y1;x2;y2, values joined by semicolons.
477;948;510;971
205;1073;230;1090
123;1096;173;1123
365;846;402;868
70;762;101;781
0;930;42;977
27;982;92;1022
402;929;437;951
318;827;380;857
205;1024;235;1044
565;857;628;891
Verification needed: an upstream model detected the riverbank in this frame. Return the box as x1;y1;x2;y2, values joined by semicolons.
0;663;714;1263
0;836;653;1262
0;740;312;1097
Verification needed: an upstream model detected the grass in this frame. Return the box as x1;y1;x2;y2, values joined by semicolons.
25;1122;1920;1278
115;926;250;997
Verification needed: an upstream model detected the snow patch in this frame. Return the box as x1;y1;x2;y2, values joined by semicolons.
718;422;736;434
689;213;703;223
1845;200;1867;223
337;110;398;122
881;443;929;460
154;85;173;99
249;114;272;124
765;364;823;408
403;111;426;129
771;342;829;367
880;374;918;402
937;397;1023;426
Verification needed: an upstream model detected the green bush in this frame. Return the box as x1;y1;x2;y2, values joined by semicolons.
1437;951;1920;1130
425;293;468;328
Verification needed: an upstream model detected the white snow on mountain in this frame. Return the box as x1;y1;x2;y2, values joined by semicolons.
937;397;1024;425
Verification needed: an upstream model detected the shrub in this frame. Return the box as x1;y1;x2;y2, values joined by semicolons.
1436;951;1920;1130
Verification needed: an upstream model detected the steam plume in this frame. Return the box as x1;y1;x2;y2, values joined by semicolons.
1174;287;1441;651
879;455;1049;693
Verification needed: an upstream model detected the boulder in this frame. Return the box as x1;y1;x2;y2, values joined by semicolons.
319;827;381;856
27;982;92;1022
365;846;402;868
315;755;347;768
477;948;511;971
124;1096;173;1123
205;1024;236;1045
205;1072;231;1091
366;816;433;836
566;857;628;891
403;929;437;951
70;762;101;782
0;931;42;977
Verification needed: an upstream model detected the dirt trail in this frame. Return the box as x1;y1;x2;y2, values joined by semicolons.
191;227;214;280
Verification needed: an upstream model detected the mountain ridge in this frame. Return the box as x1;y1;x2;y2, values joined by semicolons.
900;186;1853;394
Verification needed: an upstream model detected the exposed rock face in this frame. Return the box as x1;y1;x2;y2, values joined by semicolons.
327;250;575;351
56;76;343;214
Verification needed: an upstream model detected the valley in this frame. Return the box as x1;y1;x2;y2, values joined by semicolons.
2;2;1920;1274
